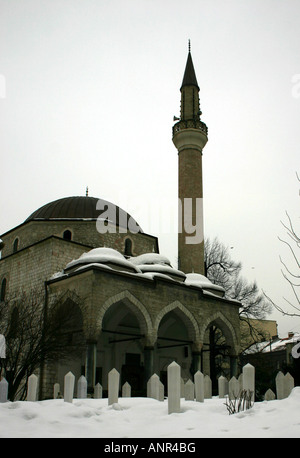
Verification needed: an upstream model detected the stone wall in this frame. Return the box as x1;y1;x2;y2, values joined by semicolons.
0;237;91;296
49;266;241;350
1;220;158;259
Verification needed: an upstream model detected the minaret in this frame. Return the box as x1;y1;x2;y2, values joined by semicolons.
172;43;208;275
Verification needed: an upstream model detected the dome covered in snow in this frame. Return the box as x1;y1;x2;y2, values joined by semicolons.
65;247;142;274
130;253;186;282
184;273;225;298
130;253;172;266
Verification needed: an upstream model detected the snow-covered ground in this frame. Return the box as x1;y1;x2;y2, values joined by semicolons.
1;388;300;438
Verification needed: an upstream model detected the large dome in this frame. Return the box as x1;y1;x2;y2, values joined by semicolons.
25;196;143;232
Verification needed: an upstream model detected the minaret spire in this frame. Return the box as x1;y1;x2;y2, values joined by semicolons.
180;46;199;92
172;45;208;275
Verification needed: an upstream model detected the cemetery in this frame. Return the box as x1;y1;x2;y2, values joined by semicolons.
1;359;299;438
1;361;295;407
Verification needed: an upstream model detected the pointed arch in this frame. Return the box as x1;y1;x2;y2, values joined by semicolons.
199;311;239;355
97;290;153;339
154;300;200;343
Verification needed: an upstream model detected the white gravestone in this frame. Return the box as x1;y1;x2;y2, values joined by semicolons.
122;382;131;397
242;363;255;402
108;368;120;405
0;378;8;403
148;374;160;400
77;375;87;398
264;388;276;401
218;375;227;398
27;374;38;401
204;375;212;399
275;371;285;400
284;372;294;398
194;371;204;402
94;383;102;399
53;383;60;399
228;376;240;400
64;371;75;403
159;381;164;401
184;379;195;401
167;361;181;414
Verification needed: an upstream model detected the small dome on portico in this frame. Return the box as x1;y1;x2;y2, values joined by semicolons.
65;247;142;274
184;273;225;298
130;253;186;282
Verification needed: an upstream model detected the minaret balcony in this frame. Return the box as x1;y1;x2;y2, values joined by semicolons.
172;119;208;153
172;119;208;137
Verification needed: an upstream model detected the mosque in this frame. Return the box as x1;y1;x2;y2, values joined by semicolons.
0;47;241;399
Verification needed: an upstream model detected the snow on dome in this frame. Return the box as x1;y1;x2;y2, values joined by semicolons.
129;253;172;266
185;273;213;287
130;253;186;282
65;247;141;273
184;273;225;298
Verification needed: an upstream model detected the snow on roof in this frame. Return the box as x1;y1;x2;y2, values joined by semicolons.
245;332;300;354
138;264;185;281
65;248;141;273
50;248;231;295
141;272;176;281
184;273;225;297
129;253;172;266
129;253;186;281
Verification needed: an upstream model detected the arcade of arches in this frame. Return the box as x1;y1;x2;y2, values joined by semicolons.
47;265;240;398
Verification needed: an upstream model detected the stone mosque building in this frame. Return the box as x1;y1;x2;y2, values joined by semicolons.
0;48;241;399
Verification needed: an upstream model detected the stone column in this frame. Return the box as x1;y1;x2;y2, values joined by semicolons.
144;346;154;389
191;351;201;375
85;340;97;394
230;355;238;378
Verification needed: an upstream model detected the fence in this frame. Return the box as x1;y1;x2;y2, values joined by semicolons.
0;362;295;414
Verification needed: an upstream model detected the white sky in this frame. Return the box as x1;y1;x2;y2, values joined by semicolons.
0;0;299;337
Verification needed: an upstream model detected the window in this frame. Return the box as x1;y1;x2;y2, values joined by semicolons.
124;238;133;257
63;230;72;241
0;278;6;301
9;307;19;338
13;238;19;253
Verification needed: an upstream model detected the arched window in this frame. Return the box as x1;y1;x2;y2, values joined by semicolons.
0;278;6;302
13;238;19;253
9;307;19;338
63;230;72;241
124;238;133;257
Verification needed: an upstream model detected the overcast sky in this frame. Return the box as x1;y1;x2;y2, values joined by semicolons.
0;0;299;337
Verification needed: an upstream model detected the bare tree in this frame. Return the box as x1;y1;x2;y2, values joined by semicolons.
205;237;272;359
204;237;241;290
0;289;86;401
205;237;272;320
264;173;300;317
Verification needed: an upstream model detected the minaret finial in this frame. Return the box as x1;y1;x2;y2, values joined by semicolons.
86;186;89;197
188;39;191;53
